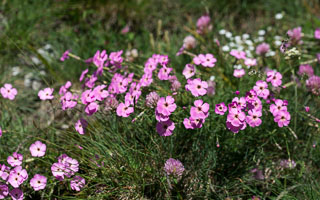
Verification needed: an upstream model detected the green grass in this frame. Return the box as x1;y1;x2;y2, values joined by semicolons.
1;0;320;199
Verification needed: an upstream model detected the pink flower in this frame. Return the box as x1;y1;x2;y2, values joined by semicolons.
266;71;282;87
230;50;246;59
38;88;54;100
185;78;208;97
274;111;291;127
156;96;177;116
9;188;23;200
30;174;47;191
315;28;320;39
156;120;175;136
145;92;160;108
190;100;209;119
183;64;195;79
60;92;78;110
158;67;172;80
232;97;246;110
81;89;96;105
253;80;269;99
93;50;108;68
196;15;212;34
93;85;109;101
29;141;46;157
164;158;185;177
248;97;262;111
140;73;153;87
60;50;70;61
183;35;197;49
7;152;23;167
75;118;88;135
305;106;310;112
79;68;89;82
11;166;28;183
0;127;2;138
245;90;257;102
1;84;17;100
121;25;130;34
59;81;72;95
116;101;134;117
255;43;270;55
306;75;320;95
0;184;8;199
215;103;227;115
233;69;245;78
70;176;85;191
85;102;99;116
246;109;262;127
51;162;65;180
244;58;257;67
109;50;123;68
8;172;23;188
287;27;302;45
227;111;246;127
270;99;287;116
193;54;217;67
298;64;314;77
0;164;10;181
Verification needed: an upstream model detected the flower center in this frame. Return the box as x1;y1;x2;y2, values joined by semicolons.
197;85;201;89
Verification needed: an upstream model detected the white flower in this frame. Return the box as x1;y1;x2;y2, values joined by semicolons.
225;32;232;38
249;46;255;51
233;64;242;69
210;76;215;81
258;36;264;42
12;66;21;76
245;50;253;58
222;45;230;52
258;30;266;36
245;40;253;46
229;42;236;47
274;35;282;40
219;29;226;35
274;40;282;46
242;33;250;39
275;13;283;20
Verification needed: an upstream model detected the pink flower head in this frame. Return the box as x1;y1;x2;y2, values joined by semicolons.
29;141;46;157
1;84;17;100
274;111;291;127
305;106;310;112
30;174;47;191
93;50;108;68
85;75;98;88
230;50;246;60
144;58;157;74
116;101;134;117
226;120;246;134
93;85;109;101
193;54;217;67
233;69;245;78
185;78;208;97
11;166;28;183
215;102;227;115
145;91;160;108
255;43;270;55
306;75;320;95
245;89;257;102
38;88;54;100
164;158;185;177
253;80;270;99
0;164;10;181
287;27;302;45
109;50;123;68
196;15;212;34
7;152;23;167
85;102;99;116
140;73;153;87
121;25;130;34
156;120;175;136
190;100;209;119
247;97;262;111
0;127;2;138
183;35;197;49
227;110;246;127
8;172;23;188
59;81;72;95
298;64;314;77
51;162;65;180
266;71;282;87
270;99;287;116
183;64;195;79
9;188;23;200
70;176;85;191
79;69;89;82
228;101;241;113
244;58;257;67
232;97;246;110
60;92;78;110
129;82;141;98
60;50;70;61
246;109;262;127
315;28;320;39
0;184;8;199
158;67;172;80
171;80;181;92
81;89;96;105
75;118;88;135
104;96;119;111
156;96;177;116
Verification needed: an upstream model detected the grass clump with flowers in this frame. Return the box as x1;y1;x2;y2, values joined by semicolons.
1;1;320;199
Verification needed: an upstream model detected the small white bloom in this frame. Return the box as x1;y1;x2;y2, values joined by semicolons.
258;30;266;36
245;50;253;58
245;40;253;46
225;32;232;38
274;35;282;40
210;76;215;81
242;33;250;39
267;26;272;31
12;66;21;76
237;45;244;51
31;56;41;65
249;46;255;51
229;42;236;47
32;80;42;91
222;45;230;52
219;29;226;35
40;70;46;76
275;13;283;20
274;40;282;46
258;36;264;42
131;49;138;57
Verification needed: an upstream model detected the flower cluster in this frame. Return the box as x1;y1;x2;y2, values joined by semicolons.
184;100;209;129
155;96;177;136
164;158;185;177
